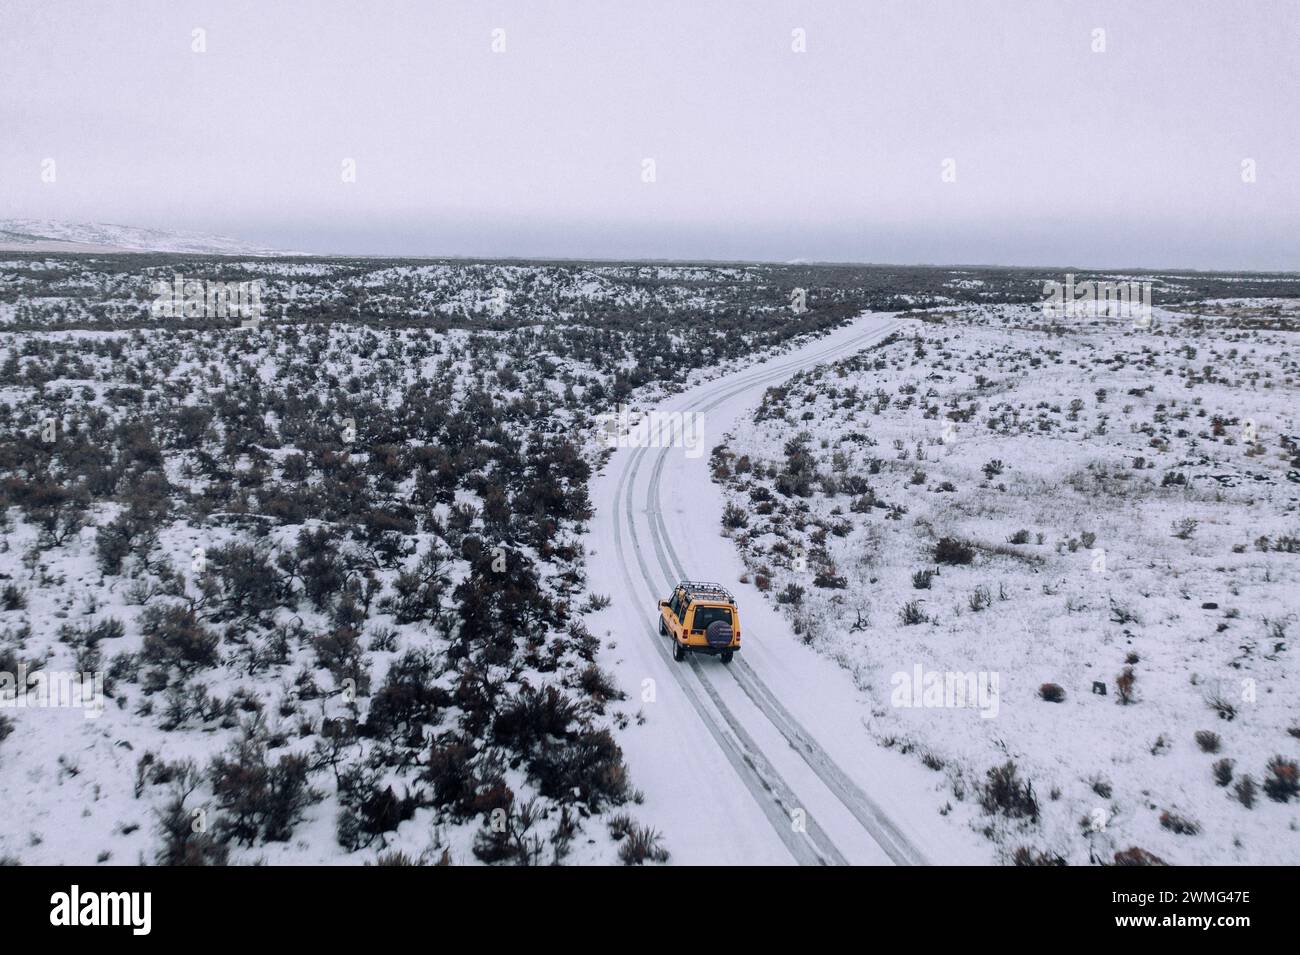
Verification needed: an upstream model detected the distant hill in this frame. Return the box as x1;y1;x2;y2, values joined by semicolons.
0;219;288;255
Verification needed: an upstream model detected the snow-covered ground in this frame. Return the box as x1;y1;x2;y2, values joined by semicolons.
0;264;867;866
3;255;1297;866
714;301;1300;864
584;313;993;864
0;319;623;865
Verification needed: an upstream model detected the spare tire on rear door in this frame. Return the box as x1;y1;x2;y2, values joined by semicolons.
705;620;733;649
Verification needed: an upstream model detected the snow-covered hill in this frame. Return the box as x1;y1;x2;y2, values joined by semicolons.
0;219;286;255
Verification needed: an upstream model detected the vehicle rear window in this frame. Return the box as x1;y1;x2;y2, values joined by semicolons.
692;606;733;630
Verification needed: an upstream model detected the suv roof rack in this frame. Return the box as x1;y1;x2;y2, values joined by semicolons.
677;580;735;603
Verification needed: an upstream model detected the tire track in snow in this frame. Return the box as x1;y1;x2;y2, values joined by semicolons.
612;323;892;865
614;428;844;865
639;317;931;866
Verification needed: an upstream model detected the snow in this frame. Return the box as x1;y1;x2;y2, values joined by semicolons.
3;258;1295;866
714;302;1300;864
584;313;994;864
0;219;288;256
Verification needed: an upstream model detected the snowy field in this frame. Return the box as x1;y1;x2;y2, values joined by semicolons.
0;256;865;866
715;299;1300;864
2;255;1298;866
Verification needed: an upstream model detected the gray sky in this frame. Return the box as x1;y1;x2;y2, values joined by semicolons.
2;0;1297;268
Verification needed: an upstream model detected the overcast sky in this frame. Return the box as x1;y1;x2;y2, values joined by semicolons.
2;0;1297;268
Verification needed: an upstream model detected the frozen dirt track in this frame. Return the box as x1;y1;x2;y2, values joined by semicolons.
590;314;993;865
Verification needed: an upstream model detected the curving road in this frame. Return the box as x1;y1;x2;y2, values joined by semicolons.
591;313;991;865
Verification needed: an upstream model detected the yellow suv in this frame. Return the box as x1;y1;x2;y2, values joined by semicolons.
658;580;740;664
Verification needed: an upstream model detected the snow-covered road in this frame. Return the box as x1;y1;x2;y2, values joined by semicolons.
588;313;994;865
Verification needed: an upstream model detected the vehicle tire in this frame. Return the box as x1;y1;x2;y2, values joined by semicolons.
672;640;687;662
659;617;667;636
720;651;734;664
